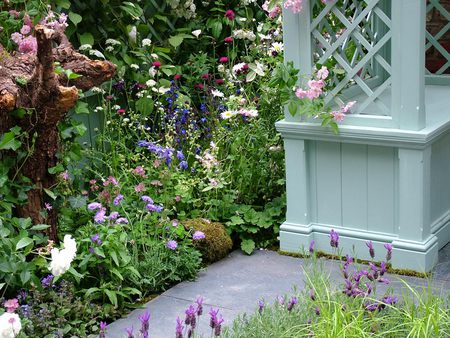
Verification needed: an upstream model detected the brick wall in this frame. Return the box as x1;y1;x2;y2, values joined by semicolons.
426;0;450;73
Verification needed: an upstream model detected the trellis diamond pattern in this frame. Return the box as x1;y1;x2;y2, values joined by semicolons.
310;0;391;115
426;0;450;75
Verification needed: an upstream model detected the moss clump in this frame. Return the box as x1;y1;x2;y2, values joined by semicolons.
183;218;233;264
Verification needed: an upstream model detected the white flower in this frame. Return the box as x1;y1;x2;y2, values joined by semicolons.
239;108;258;118
63;235;77;261
89;49;105;59
158;87;171;94
217;64;225;73
49;235;76;276
269;42;284;54
149;67;157;78
233;63;247;74
91;87;105;94
220;110;237;119
211;89;224;98
0;312;21;338
142;38;152;47
192;29;202;38
106;38;121;46
146;79;157;87
130;64;139;70
151;53;159;59
245;31;256;41
105;46;114;52
78;44;92;51
128;26;137;43
233;29;246;39
113;105;121;110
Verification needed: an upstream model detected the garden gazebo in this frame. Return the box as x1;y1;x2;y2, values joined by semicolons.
277;0;450;272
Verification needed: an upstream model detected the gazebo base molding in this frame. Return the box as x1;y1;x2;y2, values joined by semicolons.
276;119;450;272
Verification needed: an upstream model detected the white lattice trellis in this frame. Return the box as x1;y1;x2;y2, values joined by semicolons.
310;0;392;115
426;0;450;75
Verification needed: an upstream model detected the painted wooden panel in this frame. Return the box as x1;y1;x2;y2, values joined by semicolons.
430;131;450;224
341;143;368;229
367;146;395;234
315;142;342;226
307;141;318;223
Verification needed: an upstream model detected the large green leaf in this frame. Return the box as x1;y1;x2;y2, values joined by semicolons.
16;237;33;250
0;131;21;151
241;239;255;255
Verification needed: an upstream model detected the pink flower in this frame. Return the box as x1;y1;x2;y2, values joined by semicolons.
117;108;126;115
193;231;206;240
8;10;20;18
340;101;356;113
45;203;52;211
224;10;235;21
316;66;329;80
4;299;19;313
201;73;210;79
133;166;146;177
307;79;325;91
219;57;228;63
174;74;181;80
306;89;322;100
134;182;145;192
59;171;69;181
11;32;23;44
295;88;309;99
331;111;345;122
20;25;31;35
224;36;233;43
152;61;161;68
284;0;303;14
19;35;37;54
194;83;205;90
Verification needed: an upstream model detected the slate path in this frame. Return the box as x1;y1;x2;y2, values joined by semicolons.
106;244;450;338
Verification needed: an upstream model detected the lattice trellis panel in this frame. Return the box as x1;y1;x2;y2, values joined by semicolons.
426;0;450;75
310;0;392;115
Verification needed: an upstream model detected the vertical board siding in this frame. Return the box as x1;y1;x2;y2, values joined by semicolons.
307;141;318;223
430;132;450;224
341;144;369;229
367;146;395;234
315;142;342;226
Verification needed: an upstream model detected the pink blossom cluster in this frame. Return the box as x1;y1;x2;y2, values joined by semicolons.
283;0;303;14
262;1;282;18
9;11;68;55
295;66;329;100
331;101;356;122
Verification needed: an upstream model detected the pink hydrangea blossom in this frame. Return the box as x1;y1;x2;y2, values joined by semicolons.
4;299;19;313
20;25;31;35
284;0;303;14
18;35;37;54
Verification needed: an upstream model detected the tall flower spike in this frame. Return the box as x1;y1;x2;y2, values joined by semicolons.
366;240;375;259
329;229;339;248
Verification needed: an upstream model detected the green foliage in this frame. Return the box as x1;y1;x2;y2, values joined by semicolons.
183;218;233;264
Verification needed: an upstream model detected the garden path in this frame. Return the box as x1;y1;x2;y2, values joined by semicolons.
106;245;450;338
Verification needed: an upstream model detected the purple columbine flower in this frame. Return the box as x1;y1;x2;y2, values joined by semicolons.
196;296;204;316
330;229;339;248
175;317;183;338
384;243;393;261
366;240;375;259
166;240;178;250
99;321;107;338
142;195;153;204
41;274;54;288
258;299;265;314
109;211;119;220
309;240;315;254
287;297;298;312
192;231;205;240
113;194;124;206
139;311;150;336
94;208;107;223
88;202;102;210
176;150;185;160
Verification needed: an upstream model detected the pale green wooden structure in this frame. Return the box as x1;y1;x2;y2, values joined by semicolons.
277;0;450;272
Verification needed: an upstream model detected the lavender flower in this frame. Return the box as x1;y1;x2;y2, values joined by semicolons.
276;295;286;306
41;274;54;288
99;321;107;338
139;311;150;336
380;261;387;276
209;308;219;329
382;295;398;305
87;202;102;210
329;229;339;248
309;289;316;301
366;240;375;259
258;299;265;314
196;296;204;316
287;297;298;312
309;240;315;254
384;243;393;261
113;194;124;206
125;326;134;338
214;315;224;336
365;302;379;312
166;240;178;250
315;306;320;315
192;231;205;240
175;317;183;338
185;305;196;328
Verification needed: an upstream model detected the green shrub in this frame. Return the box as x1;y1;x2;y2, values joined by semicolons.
182;218;233;264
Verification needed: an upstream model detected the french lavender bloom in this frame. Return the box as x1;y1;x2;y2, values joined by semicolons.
175;317;183;338
139;311;150;337
125;326;134;338
276;295;286;306
329;229;339;248
384;243;393;261
366;240;375;259
192;231;205;240
166;240;178;250
184;305;196;328
309;240;315;254
287;297;298;312
99;321;107;338
209;308;219;329
196;296;204;316
0;312;22;337
213;315;224;336
113;194;124;206
258;299;265;314
87;202;102;210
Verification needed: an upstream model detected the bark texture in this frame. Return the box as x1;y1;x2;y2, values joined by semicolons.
0;25;116;240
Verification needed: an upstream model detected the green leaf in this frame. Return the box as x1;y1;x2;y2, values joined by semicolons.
84;287;100;298
0;131;21;151
20;270;31;284
168;35;184;48
241;239;255;255
110;251;120;267
135;97;154;116
31;224;50;231
16;237;33;250
111;268;123;281
78;32;94;46
288;101;298;116
104;289;118;307
94;247;105;258
68;267;84;282
48;163;64;174
0;283;5;291
120;2;143;19
68;196;87;209
44;188;57;200
229;216;244;225
56;0;71;8
68;12;82;26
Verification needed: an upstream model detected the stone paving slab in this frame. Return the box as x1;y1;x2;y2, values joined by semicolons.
106;244;450;338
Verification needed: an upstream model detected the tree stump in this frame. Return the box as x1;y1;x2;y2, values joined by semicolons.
0;23;115;241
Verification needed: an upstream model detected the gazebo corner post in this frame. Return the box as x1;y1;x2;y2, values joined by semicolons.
391;0;426;131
